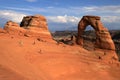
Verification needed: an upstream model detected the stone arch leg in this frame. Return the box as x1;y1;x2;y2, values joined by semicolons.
77;18;89;46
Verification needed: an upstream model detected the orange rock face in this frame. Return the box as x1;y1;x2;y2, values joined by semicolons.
77;15;118;61
4;21;25;35
3;15;53;42
4;21;20;28
0;28;6;33
20;14;48;30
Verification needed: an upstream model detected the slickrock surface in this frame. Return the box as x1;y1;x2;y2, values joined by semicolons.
0;15;120;80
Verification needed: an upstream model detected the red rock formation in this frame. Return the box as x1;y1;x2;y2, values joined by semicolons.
4;21;25;35
20;14;48;30
20;15;53;41
4;21;20;28
3;15;54;42
77;15;115;50
0;28;6;33
77;15;118;61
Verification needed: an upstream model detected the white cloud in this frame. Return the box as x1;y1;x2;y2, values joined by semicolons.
102;16;120;23
4;5;120;14
26;0;37;2
82;5;120;14
5;5;120;16
47;15;80;24
46;15;81;31
0;10;26;23
1;5;120;30
47;15;67;23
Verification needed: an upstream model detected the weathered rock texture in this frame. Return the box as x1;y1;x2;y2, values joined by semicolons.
20;15;48;30
3;15;53;42
4;21;25;35
0;28;6;33
77;15;118;61
4;21;20;30
77;15;115;50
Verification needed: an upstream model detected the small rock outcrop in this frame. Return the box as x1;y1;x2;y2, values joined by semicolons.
0;28;6;33
77;15;118;61
4;21;19;28
4;21;25;35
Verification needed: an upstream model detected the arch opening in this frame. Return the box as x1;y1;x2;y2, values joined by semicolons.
82;26;96;50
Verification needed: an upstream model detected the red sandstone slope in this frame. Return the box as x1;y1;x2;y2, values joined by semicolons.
0;65;28;80
0;15;120;80
0;31;120;80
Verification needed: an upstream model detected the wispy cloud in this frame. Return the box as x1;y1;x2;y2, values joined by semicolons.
1;5;120;30
82;5;120;14
4;5;120;16
0;10;26;24
25;0;37;2
102;16;120;23
47;15;80;24
5;7;46;13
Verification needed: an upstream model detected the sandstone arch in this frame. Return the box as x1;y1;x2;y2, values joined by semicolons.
76;15;115;50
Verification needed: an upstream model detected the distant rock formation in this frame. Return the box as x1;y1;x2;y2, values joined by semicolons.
77;15;118;61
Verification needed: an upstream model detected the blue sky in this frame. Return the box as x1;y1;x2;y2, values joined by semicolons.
0;0;120;31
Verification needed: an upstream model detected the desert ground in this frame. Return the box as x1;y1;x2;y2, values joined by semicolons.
0;15;120;80
0;29;120;80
